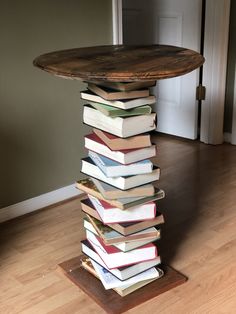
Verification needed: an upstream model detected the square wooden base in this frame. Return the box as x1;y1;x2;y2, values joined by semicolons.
58;255;187;314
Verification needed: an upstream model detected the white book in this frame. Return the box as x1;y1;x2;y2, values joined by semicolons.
81;239;161;281
81;90;156;109
85;133;156;165
90;259;159;290
88;194;156;224
88;151;153;177
114;239;156;252
86;230;157;269
91;178;155;200
81;157;160;190
83;218;160;252
83;105;156;138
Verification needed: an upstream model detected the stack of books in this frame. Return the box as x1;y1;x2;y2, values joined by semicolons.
77;80;165;297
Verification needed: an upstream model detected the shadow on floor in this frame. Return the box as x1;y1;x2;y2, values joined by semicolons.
152;134;236;266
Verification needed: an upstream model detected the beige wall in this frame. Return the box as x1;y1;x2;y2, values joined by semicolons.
224;1;236;133
0;0;112;208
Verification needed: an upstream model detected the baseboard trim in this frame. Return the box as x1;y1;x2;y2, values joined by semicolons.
224;132;232;143
0;184;83;223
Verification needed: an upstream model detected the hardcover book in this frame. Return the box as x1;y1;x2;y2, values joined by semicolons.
90;258;159;290
81;258;161;297
90;80;156;92
88;194;157;224
76;178;164;210
81;157;160;190
80;198;165;236
81;90;156;110
80;244;162;282
84;216;161;250
93;129;152;151
89;150;153;177
90;102;152;118
87;83;150;100
83;105;156;138
86;230;158;269
91;178;155;199
85;133;156;164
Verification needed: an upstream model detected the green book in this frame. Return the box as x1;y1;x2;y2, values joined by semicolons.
90;102;152;117
84;215;161;246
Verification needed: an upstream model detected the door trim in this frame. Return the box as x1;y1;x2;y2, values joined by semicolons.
112;0;123;44
113;0;231;144
231;65;236;144
201;0;231;144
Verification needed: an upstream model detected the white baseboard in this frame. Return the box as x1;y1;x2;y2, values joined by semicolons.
0;184;83;223
224;132;232;143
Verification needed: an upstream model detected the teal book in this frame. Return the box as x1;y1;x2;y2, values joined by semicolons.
90;102;152;117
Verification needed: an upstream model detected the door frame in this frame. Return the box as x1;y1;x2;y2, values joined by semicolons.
231;65;236;144
201;0;231;144
112;0;123;44
112;0;231;145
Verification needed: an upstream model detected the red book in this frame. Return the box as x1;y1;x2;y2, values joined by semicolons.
93;128;152;151
85;133;156;165
88;195;156;224
86;229;158;269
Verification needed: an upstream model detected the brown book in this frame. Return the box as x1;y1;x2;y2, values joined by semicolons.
80;255;163;297
91;178;155;200
76;178;165;210
80;198;164;236
87;82;150;100
89;80;156;92
93;128;152;151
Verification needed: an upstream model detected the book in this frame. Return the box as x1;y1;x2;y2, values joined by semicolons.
83;105;156;138
81;157;160;190
93;129;152;151
88;194;157;224
86;230;158;269
81;198;165;236
80;90;156;110
88;151;153;177
84;216;160;249
90;258;159;290
85;133;156;164
90;80;156;92
80;255;163;296
76;178;164;210
87;83;150;100
90;102;152;117
91;178;155;199
81;240;161;281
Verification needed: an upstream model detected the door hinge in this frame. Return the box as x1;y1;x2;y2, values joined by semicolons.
196;84;206;101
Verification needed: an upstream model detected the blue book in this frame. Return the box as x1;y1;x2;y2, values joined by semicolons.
88;151;153;178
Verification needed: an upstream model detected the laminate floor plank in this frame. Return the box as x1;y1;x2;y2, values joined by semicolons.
0;135;236;313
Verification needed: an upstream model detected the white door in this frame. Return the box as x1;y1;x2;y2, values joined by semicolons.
123;0;203;139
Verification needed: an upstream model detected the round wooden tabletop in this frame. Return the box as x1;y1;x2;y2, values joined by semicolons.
33;45;204;82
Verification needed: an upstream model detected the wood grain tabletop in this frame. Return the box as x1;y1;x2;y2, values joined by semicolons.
33;45;204;82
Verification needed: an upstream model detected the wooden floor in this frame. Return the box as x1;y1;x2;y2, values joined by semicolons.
1;135;236;314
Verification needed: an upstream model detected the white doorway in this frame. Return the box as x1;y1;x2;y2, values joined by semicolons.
112;0;231;144
123;0;202;140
